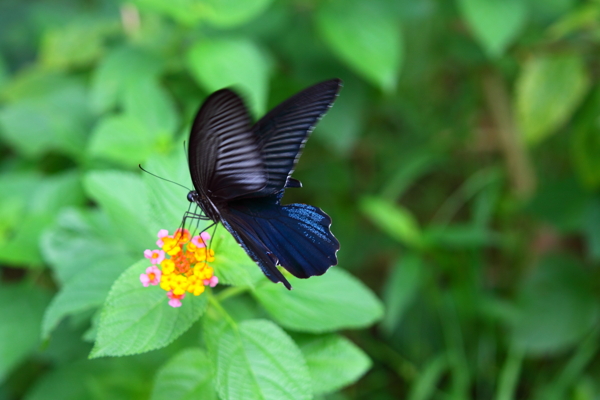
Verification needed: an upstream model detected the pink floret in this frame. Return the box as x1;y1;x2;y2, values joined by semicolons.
140;266;161;287
167;291;185;308
156;229;169;247
140;274;150;287
168;298;183;307
143;249;165;264
192;236;206;248
203;276;219;287
192;231;212;248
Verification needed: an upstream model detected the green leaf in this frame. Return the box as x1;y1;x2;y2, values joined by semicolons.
132;0;203;26
0;171;40;244
186;38;271;116
510;255;599;354
528;0;577;22
1;69;71;102
123;78;179;137
0;102;52;157
133;0;272;32
571;88;600;189
526;177;588;233
41;209;116;284
142;151;194;231
30;171;85;214
151;348;217;400
87;114;160;168
548;3;600;40
253;268;383;333
24;356;160;400
40;20;109;69
0;56;8;92
214;319;311;400
0;283;50;381
584;197;600;261
82;310;101;342
201;0;275;28
202;297;263;351
457;0;527;58
0;79;91;159
359;196;422;248
90;45;163;114
0;171;85;267
41;208;137;338
407;354;450;400
40;315;95;364
380;152;439;201
381;253;423;334
516;53;590;145
90;260;208;358
316;0;402;91
202;305;230;358
295;333;371;394
83;170;153;250
422;224;495;248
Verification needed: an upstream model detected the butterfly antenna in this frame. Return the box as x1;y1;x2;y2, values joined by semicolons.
138;164;191;191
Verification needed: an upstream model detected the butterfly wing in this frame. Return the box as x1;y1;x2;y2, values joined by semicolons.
188;82;341;289
188;89;267;201
249;79;342;197
220;192;339;289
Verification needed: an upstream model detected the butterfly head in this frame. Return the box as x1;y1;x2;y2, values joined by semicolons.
187;190;221;223
187;190;199;203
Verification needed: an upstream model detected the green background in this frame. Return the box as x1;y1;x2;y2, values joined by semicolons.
1;0;600;399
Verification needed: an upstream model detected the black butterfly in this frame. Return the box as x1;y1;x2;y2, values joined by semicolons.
185;79;342;290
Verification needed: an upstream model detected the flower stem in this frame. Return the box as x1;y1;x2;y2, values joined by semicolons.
207;290;237;330
215;285;249;302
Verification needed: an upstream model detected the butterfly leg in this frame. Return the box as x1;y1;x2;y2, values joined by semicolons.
178;200;212;240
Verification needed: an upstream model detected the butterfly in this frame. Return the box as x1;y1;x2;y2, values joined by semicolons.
185;79;342;289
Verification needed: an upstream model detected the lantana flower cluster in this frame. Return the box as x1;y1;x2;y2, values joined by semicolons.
141;228;218;307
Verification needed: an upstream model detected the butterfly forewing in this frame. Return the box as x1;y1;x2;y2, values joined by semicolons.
249;79;342;197
189;89;267;201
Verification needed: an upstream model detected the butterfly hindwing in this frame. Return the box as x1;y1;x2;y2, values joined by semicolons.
220;215;292;289
188;89;267;200
221;191;339;286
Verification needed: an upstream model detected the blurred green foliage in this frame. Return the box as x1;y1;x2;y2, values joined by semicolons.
1;0;600;399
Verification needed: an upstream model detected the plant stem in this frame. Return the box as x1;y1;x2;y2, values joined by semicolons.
496;346;524;400
207;290;237;330
215;285;249;302
482;70;536;200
